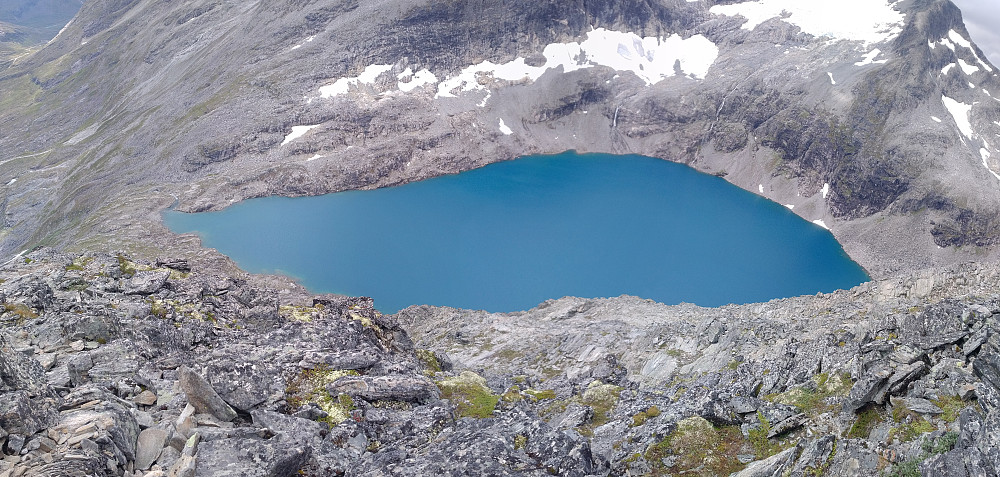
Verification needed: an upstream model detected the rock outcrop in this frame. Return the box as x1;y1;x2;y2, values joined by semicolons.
3;249;1000;475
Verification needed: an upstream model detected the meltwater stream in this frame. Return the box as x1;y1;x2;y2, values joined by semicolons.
164;152;869;313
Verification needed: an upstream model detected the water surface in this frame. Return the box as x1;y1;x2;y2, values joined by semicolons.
164;152;869;313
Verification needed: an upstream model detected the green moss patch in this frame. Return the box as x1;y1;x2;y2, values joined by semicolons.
436;371;500;418
631;405;661;427
931;395;965;423
3;303;38;320
286;366;360;425
767;372;852;416
416;349;442;374
644;416;746;476
524;389;557;401
847;406;884;439
279;305;321;323
580;381;622;430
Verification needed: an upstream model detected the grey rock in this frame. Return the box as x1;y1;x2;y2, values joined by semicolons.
553;404;593;430
767;412;807;438
124;270;170;295
250;410;324;448
886;360;928;395
920;448;991;477
194;437;309;477
844;367;893;412
136;428;169;470
205;361;281;412
0;391;57;437
732;444;800;477
0;335;49;395
177;366;238;422
326;375;438;403
169;454;196;477
891;396;943;415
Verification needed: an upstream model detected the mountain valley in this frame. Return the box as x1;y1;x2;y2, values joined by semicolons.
3;0;1000;475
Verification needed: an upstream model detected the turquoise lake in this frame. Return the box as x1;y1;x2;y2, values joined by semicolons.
163;152;870;313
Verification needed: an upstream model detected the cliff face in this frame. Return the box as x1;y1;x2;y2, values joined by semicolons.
2;249;1000;475
0;0;1000;277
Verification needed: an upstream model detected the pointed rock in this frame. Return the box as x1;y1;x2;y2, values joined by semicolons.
177;366;237;422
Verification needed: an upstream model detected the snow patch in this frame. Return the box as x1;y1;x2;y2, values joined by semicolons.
958;58;979;75
710;0;904;45
498;118;513;135
397;68;438;93
282;124;320;146
477;90;492;108
855;49;887;66
942;63;955;75
320;28;719;101
827;72;836;85
813;219;830;230
931;116;942;123
981;147;1000;180
784;204;795;210
821;183;830;199
942;95;975;139
436;28;719;98
319;64;393;97
6;179;16;185
306;154;324;161
758;184;764;193
948;29;994;72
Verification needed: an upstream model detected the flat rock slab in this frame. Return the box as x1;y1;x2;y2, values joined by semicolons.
136;428;169;470
892;396;943;415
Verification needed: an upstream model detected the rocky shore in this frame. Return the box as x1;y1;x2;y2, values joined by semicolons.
1;249;1000;476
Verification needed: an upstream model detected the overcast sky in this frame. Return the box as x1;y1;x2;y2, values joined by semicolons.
950;0;1000;65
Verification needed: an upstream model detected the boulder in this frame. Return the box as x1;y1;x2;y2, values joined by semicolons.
178;366;238;422
733;444;800;477
206;359;285;412
844;367;893;412
194;437;310;477
124;270;170;295
326;374;438;403
136;428;169;470
0;391;58;437
891;396;943;415
0;335;49;395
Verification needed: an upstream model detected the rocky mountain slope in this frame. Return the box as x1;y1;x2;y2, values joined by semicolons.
0;0;82;66
2;249;1000;476
1;0;1000;277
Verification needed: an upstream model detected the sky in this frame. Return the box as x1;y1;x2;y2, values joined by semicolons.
951;0;1000;65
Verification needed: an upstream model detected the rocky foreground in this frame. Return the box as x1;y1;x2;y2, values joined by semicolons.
1;249;1000;476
